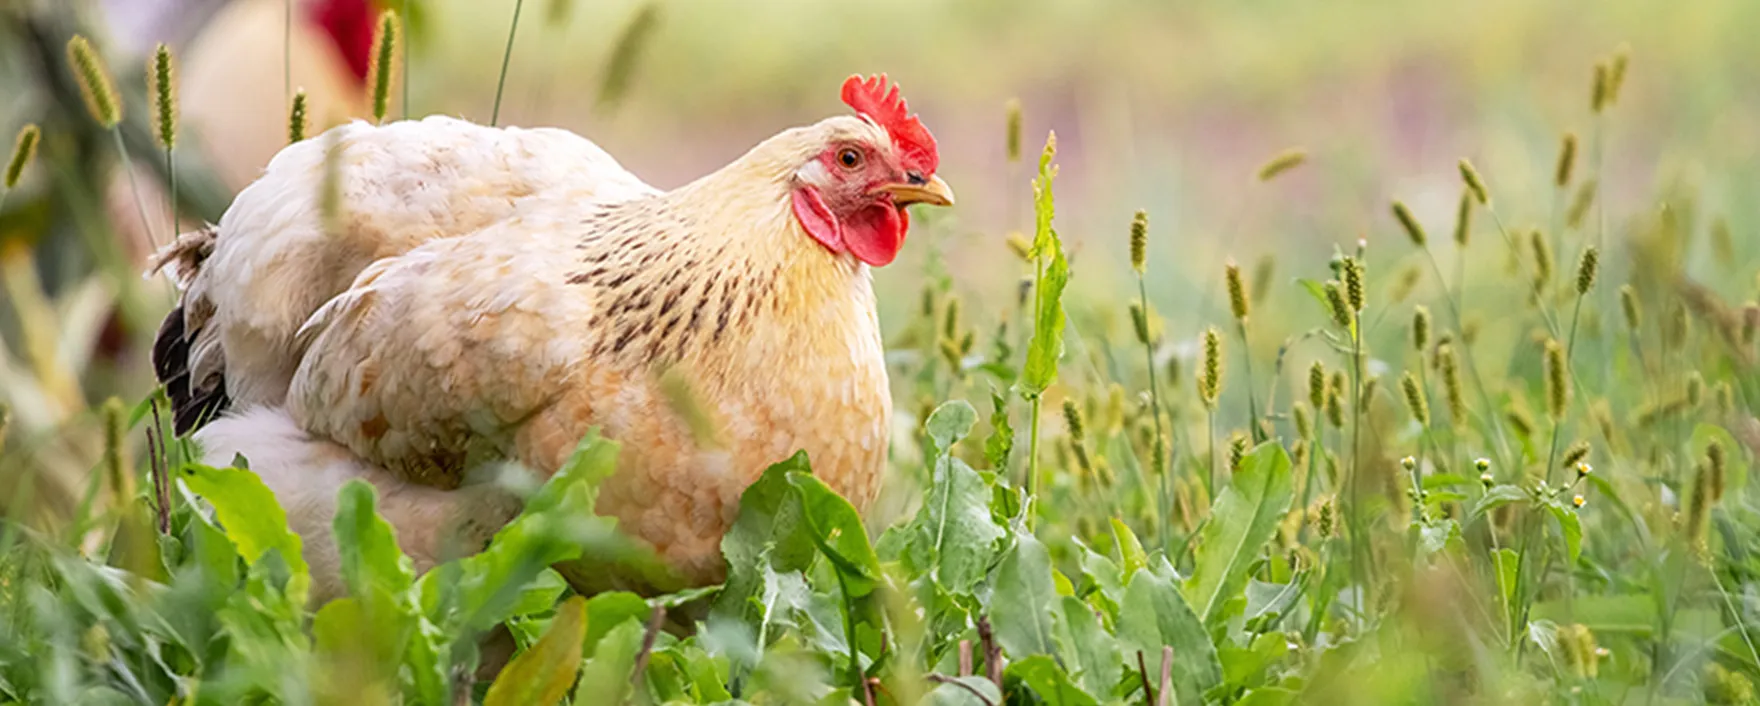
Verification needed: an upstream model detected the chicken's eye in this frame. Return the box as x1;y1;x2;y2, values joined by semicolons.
837;148;862;169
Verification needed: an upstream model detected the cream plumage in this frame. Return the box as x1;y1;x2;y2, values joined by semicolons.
152;75;952;599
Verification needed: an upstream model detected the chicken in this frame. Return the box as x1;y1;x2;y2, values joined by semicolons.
151;75;953;598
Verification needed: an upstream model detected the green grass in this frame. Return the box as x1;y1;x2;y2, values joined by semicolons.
4;7;1760;705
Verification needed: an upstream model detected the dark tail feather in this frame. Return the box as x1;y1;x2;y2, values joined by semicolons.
152;304;230;435
151;227;230;435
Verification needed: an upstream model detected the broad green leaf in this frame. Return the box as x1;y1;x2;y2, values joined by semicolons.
1185;442;1293;625
574;615;645;705
1030;133;1058;256
1422;473;1473;489
985;389;1014;472
333;480;414;599
1493;548;1519;614
311;597;399;699
1219;632;1288;688
507;569;570;619
787;472;881;598
1019;238;1070;397
714;452;816;621
1417;519;1461;556
486;596;586;706
925;400;978;458
1006;654;1098;706
923;675;1002;706
1532;594;1655;635
1054;595;1120;696
673;643;733;702
910;403;1004;595
1469;484;1528;520
1527;619;1559;658
1117;570;1222;705
178;463;309;604
990;532;1061;658
1077;541;1124;612
1019;135;1067;397
1110;518;1148;579
1238;687;1299;706
1245;576;1305;624
1545;501;1583;563
435;430;619;632
585;591;650;658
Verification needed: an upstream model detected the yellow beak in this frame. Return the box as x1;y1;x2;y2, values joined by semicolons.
877;175;956;207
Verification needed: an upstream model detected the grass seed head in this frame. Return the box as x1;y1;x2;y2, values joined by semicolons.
1576;246;1599;295
1411;305;1431;352
1665;303;1689;350
1562;440;1591;469
1620;284;1642;330
5;124;39;190
1292;402;1312;439
1400;371;1429;426
1005;98;1022;163
942;296;961;340
1316;496;1336;538
1453;188;1473;246
1323;280;1353;329
1566;179;1597;229
1714;381;1734;415
1227;432;1248;471
1129;300;1151;344
1554;132;1577;187
1609;45;1630;104
1591;60;1610;113
1529;229;1553;291
1686;372;1704;408
1392;200;1426;247
1061;398;1087;444
1225;261;1249;321
319;129;347;235
1250;254;1275;305
369;10;400;124
1342;257;1365;312
1199;326;1223;409
1130;209;1148;274
1308;361;1327;409
1325;372;1347;428
1256;147;1308;182
101;397;131;504
289;89;309;143
1544;338;1569;419
67;35;121;128
1707;441;1727;503
1686;459;1712;547
1741;303;1758;346
1436;343;1465;424
149;44;178;149
1458;158;1489;206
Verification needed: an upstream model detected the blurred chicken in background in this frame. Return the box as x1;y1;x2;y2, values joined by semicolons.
95;0;374;259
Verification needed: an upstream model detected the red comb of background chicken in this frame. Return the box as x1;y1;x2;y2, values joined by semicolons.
841;74;939;176
310;0;375;86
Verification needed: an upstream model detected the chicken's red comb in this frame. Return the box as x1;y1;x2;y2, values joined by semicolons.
841;74;939;175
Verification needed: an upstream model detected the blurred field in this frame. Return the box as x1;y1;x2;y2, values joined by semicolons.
5;0;1760;703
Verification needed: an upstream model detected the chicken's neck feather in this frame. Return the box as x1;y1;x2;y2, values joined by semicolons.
564;125;879;373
